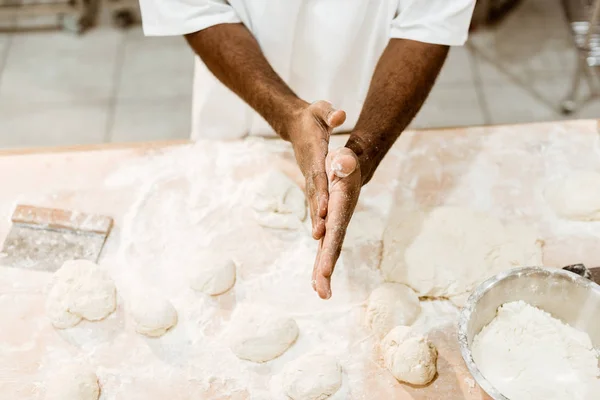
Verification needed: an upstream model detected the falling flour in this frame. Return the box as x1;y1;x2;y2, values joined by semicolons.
472;301;600;400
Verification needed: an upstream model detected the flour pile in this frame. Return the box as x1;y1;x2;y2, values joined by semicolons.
472;301;600;400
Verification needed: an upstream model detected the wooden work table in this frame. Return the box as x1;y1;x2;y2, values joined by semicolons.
0;120;599;399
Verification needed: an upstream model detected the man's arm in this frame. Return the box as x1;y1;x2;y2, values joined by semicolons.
311;39;449;299
345;39;449;184
184;23;303;139
185;23;346;240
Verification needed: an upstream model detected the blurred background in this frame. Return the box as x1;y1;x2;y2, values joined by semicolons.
0;0;597;149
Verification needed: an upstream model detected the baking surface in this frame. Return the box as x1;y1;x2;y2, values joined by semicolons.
0;120;599;399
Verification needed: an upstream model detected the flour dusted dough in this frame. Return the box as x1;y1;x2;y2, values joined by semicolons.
252;170;307;229
545;171;600;221
382;325;437;385
46;260;116;329
129;294;178;337
229;308;299;363
190;258;236;295
381;206;543;304
366;283;421;338
472;301;600;400
45;363;100;400
282;354;342;400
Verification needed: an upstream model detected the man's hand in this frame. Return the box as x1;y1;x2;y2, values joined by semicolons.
312;147;361;299
284;101;346;240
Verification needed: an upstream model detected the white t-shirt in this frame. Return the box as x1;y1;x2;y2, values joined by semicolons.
140;0;475;139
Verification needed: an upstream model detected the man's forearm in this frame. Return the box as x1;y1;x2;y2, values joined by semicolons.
346;39;449;184
185;23;305;140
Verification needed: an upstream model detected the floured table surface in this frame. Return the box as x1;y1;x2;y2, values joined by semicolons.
1;120;599;399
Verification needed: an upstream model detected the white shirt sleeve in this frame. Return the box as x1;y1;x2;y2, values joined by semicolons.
391;0;476;46
139;0;242;36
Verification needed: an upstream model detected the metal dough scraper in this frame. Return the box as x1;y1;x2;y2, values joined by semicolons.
0;204;113;272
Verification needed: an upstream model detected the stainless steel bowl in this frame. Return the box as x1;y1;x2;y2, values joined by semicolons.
457;266;600;400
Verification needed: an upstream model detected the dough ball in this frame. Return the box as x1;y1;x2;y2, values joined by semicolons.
229;310;299;362
282;354;342;400
190;258;236;295
545;171;600;221
252;170;307;230
45;259;116;329
366;283;421;339
129;294;177;337
45;363;100;400
382;326;437;385
381;206;543;305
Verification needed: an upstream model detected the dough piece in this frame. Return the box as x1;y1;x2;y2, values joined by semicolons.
381;206;543;305
229;310;299;362
46;260;116;329
366;283;421;339
545;171;600;221
190;258;236;295
282;354;342;400
45;363;100;400
472;301;600;400
382;326;437;385
252;170;307;230
130;294;178;337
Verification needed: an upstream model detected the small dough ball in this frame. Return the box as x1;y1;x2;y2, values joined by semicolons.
45;363;100;400
253;170;307;230
229;310;299;362
382;326;437;385
366;283;421;338
282;354;342;400
129;294;177;337
190;258;236;295
545;171;600;221
46;259;116;329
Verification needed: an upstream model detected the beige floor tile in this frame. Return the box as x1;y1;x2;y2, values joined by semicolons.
0;102;109;149
481;75;566;125
410;82;486;129
0;28;122;105
116;28;194;100
109;97;191;142
469;0;575;85
436;46;475;85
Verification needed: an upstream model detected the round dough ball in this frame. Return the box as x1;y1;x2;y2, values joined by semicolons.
380;206;543;305
190;258;236;295
382;326;437;385
45;363;100;400
46;259;116;329
229;311;299;363
545;171;600;221
130;294;177;337
366;283;421;338
252;170;307;230
282;354;342;400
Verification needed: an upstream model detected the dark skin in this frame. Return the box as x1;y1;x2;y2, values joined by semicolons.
185;23;448;299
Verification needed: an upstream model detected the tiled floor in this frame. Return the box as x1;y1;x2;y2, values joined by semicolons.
0;0;597;149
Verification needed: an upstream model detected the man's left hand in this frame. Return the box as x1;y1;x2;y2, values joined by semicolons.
312;147;361;299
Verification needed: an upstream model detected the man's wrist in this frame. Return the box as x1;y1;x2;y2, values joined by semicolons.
276;97;309;142
345;133;376;185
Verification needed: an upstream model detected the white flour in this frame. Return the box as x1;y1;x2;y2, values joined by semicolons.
472;301;600;400
101;139;405;397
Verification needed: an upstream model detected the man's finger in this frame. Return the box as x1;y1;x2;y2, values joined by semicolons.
311;239;323;291
310;101;346;129
326;148;359;180
308;170;328;239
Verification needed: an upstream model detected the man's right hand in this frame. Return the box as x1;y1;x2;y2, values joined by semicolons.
283;100;346;240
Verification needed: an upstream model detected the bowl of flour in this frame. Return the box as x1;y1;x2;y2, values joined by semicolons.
458;266;600;400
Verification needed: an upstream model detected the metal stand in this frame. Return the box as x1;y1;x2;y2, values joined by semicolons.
560;0;600;114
